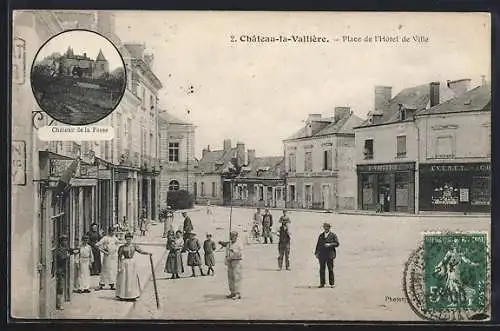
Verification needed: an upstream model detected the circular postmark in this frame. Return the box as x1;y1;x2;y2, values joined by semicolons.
403;231;490;321
30;29;126;125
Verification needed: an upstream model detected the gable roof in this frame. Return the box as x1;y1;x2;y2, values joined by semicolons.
417;84;491;116
284;112;361;141
240;156;284;179
357;84;430;128
195;148;239;174
158;111;191;126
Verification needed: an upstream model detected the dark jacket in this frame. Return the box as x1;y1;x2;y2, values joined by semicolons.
262;213;273;228
315;231;339;260
278;225;291;246
183;216;193;233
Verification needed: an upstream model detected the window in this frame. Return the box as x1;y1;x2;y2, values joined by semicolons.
288;153;296;172
289;185;296;202
323;150;332;170
364;139;373;159
211;182;216;197
201;182;205;196
400;108;407;121
259;186;264;201
150;95;155;110
194;182;198;197
141;87;146;107
304;152;312;172
436;136;453;158
397;135;407;157
168;180;180;191
168;142;180;162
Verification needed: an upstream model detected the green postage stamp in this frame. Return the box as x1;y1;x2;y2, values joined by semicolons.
424;233;487;310
404;231;490;321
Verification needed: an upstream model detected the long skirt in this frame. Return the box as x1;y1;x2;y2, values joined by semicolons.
165;250;184;274
116;258;141;300
187;251;201;266
100;254;118;285
90;247;102;275
227;260;242;294
77;259;92;290
204;253;215;267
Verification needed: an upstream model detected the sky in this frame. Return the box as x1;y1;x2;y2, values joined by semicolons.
35;29;123;70
114;11;490;159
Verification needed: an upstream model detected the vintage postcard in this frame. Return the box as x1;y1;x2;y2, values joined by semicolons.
10;10;491;321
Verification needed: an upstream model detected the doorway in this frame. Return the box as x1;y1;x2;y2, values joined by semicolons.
304;184;313;209
322;185;330;210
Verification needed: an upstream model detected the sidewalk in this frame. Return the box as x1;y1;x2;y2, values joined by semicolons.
53;222;168;319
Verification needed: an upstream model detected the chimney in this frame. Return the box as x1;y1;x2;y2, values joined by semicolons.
223;139;231;151
374;86;392;113
236;142;245;166
83;52;87;58
430;82;440;107
446;78;471;97
202;145;210;158
248;149;256;164
334;107;351;122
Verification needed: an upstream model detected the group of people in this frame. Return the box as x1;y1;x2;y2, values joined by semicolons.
55;223;153;310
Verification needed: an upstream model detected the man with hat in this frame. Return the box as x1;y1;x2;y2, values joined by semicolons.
182;211;194;241
278;210;291;225
185;232;205;277
314;222;340;288
262;208;274;244
55;234;79;310
219;231;243;299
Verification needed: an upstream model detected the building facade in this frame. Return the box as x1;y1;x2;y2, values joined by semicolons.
158;111;196;209
416;83;491;212
283;107;362;210
11;10;163;318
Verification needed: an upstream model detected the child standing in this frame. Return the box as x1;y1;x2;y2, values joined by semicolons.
203;233;217;276
185;232;205;277
165;230;184;279
75;235;94;293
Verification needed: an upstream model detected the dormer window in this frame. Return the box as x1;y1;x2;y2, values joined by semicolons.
400;108;407;121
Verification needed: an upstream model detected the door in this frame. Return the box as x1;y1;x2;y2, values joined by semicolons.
322;185;330;210
222;180;231;206
305;185;313;208
267;187;274;207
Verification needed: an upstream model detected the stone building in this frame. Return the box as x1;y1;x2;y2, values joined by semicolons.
57;47;109;78
158;111;196;209
11;10;163;318
283;107;363;210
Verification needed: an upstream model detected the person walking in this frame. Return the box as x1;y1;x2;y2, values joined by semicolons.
95;227;121;291
185;232;205;277
278;210;291;225
75;235;94;293
219;231;243;300
86;223;102;276
262;208;274;244
277;222;291;271
115;232;152;301
165;230;184;279
203;233;217;276
140;216;147;237
55;235;79;310
182;211;194;241
163;206;175;238
314;222;340;288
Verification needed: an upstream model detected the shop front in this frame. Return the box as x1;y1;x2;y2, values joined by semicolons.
419;163;491;212
357;162;416;213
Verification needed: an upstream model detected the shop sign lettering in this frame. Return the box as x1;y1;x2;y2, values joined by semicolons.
12;141;26;185
358;163;415;172
78;165;98;178
49;159;75;178
425;163;490;172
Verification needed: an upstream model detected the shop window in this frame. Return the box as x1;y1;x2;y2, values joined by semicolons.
436;136;454;158
431;181;459;205
289;185;296;201
361;174;374;206
471;176;490;206
288;153;296;172
212;182;216;197
323;150;332;170
395;172;409;207
364;139;373;159
304;152;312;172
397;135;407;158
168;142;179;162
168;180;180;191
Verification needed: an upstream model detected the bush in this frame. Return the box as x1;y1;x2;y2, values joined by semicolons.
167;190;194;210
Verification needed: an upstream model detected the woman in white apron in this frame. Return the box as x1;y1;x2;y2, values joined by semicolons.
76;235;94;293
96;227;122;291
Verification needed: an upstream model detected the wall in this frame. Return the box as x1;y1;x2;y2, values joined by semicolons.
194;174;223;205
417;111;490;164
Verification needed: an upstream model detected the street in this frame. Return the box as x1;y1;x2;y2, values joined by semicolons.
127;206;490;321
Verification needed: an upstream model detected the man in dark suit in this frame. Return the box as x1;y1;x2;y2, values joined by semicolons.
314;222;339;288
182;211;194;241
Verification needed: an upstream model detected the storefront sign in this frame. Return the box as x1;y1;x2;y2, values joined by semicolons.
70;178;97;186
114;171;129;181
13;38;26;85
98;169;112;180
12;141;26;185
357;163;415;173
49;159;75;178
421;163;491;173
78;164;98;178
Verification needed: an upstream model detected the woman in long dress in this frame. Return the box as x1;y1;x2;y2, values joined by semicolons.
115;232;152;301
75;235;94;293
96;227;122;290
164;230;184;279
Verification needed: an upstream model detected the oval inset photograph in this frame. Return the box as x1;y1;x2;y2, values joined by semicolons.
30;29;126;125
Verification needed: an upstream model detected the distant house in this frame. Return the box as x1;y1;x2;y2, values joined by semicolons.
56;47;109;79
283;107;363;211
